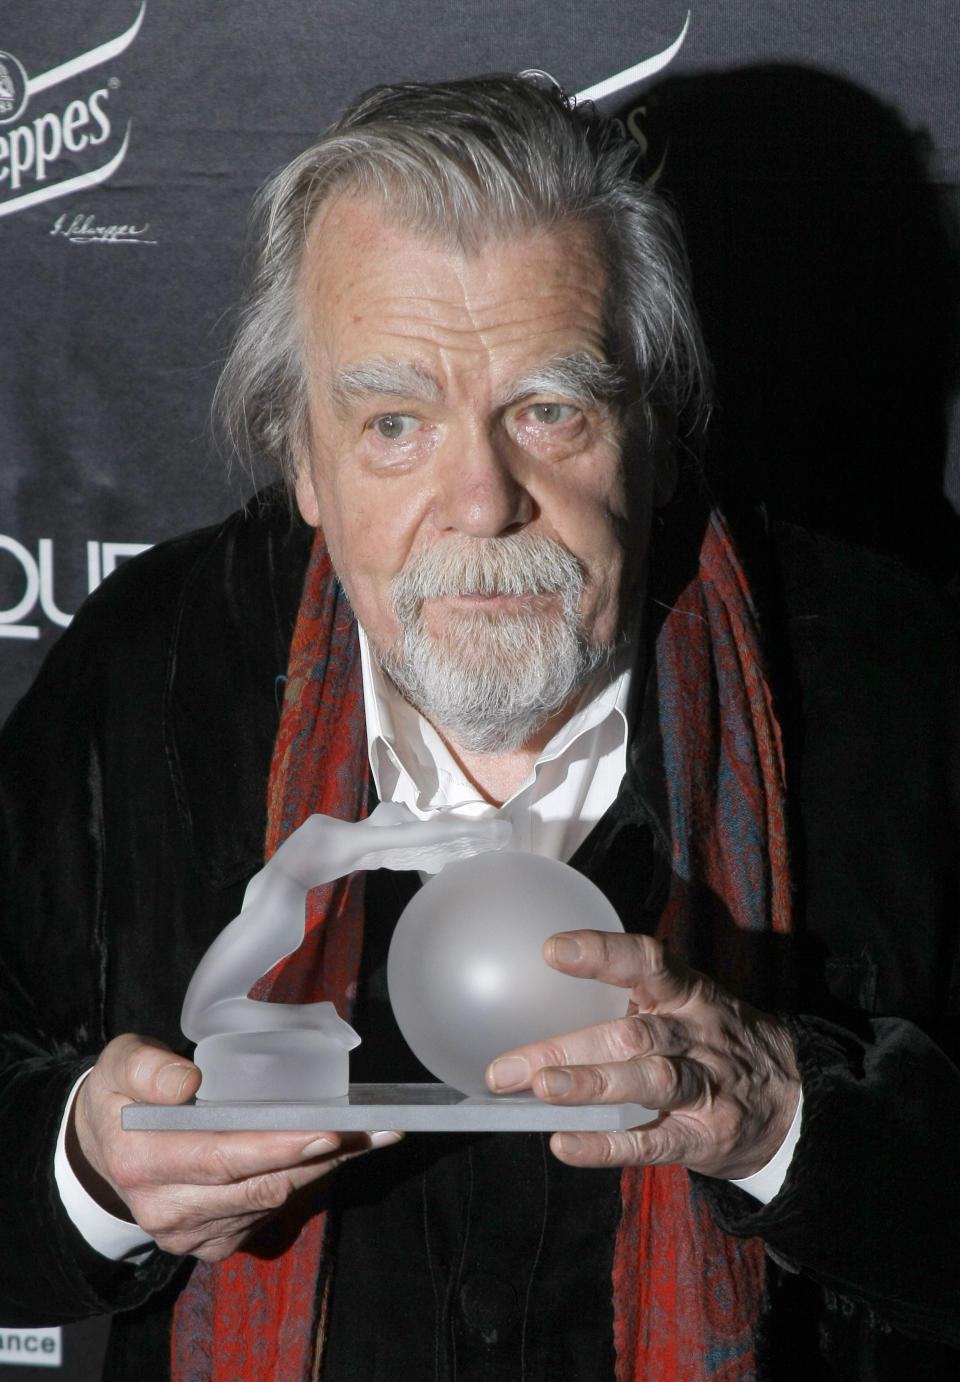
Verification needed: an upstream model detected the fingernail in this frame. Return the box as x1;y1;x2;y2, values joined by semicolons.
369;1130;403;1149
301;1136;338;1159
540;1068;573;1097
155;1062;195;1100
555;1133;583;1156
550;935;582;965
487;1055;530;1091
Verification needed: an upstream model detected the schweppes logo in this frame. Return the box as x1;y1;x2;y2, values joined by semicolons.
0;2;145;219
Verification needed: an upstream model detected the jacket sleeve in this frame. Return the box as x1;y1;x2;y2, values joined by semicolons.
0;546;191;1322
702;1009;960;1348
0;497;307;1324
701;528;960;1348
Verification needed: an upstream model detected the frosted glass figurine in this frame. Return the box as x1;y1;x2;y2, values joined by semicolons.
181;804;510;1101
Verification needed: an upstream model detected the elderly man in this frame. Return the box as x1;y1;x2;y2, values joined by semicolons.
1;75;959;1382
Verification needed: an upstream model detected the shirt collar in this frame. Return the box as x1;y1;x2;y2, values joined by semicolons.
358;624;631;820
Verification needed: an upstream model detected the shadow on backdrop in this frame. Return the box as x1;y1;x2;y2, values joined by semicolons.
634;63;960;584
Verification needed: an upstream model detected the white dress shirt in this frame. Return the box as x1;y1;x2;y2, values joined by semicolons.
55;631;801;1258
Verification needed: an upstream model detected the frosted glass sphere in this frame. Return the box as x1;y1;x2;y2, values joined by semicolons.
386;851;627;1095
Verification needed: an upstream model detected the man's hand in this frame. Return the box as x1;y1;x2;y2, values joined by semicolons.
485;931;799;1180
70;1034;400;1261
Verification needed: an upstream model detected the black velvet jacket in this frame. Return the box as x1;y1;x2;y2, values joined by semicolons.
1;492;959;1379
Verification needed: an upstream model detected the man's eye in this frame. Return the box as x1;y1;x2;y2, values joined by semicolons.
373;414;416;440
529;402;576;425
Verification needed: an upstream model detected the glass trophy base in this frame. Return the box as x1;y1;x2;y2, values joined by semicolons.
121;1082;657;1133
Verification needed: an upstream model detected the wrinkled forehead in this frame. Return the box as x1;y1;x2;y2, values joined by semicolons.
296;192;614;385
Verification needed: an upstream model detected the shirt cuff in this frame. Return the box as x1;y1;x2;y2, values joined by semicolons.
728;1089;804;1205
54;1071;155;1262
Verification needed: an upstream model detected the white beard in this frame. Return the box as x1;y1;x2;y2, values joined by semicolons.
377;532;613;753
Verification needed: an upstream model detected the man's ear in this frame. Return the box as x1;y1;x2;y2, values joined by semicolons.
293;456;322;527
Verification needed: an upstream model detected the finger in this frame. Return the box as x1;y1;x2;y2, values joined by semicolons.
530;1053;707;1110
131;1167;332;1255
92;1033;201;1105
486;1013;691;1093
131;1133;401;1238
308;1129;405;1157
109;1125;385;1190
544;931;699;1012
130;1130;405;1257
548;1119;709;1170
119;1121;405;1186
94;1127;404;1243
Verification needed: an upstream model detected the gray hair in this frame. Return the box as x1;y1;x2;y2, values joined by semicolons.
215;73;710;489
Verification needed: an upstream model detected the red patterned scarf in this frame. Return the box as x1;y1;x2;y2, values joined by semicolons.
612;510;791;1381
172;510;790;1381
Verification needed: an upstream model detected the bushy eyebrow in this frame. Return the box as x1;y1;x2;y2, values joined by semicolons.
330;351;624;414
331;359;443;411
503;353;625;410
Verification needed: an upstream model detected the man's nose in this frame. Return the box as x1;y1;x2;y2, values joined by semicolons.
433;430;533;538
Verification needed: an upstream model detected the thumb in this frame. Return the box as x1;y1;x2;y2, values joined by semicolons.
97;1033;201;1105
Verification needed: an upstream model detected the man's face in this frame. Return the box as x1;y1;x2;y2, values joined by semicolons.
294;195;662;747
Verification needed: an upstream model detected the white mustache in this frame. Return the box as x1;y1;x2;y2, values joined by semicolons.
391;533;584;622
